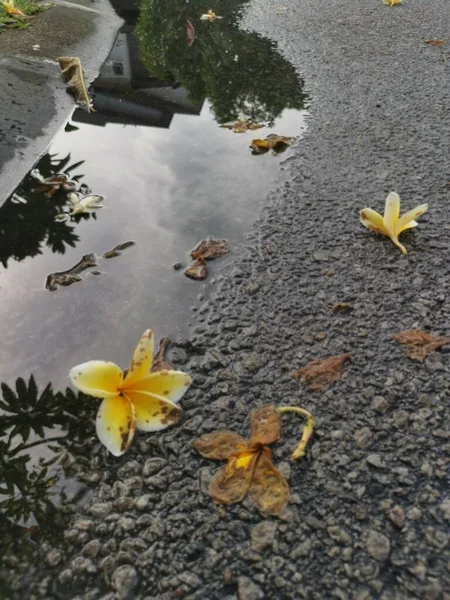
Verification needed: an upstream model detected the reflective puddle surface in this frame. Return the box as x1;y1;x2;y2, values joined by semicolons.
0;0;307;586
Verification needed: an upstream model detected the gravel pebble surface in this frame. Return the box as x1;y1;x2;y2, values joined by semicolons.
6;0;450;598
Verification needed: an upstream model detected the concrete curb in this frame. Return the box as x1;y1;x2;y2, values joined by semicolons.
0;0;123;204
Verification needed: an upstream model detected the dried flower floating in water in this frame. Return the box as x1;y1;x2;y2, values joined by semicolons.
69;330;192;456
250;134;293;155
184;237;229;280
392;330;450;361
220;119;265;134
200;9;223;21
59;57;94;112
194;405;314;516
34;173;78;198
360;192;428;255
293;353;351;391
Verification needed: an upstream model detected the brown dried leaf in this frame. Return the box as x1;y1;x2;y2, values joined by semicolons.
45;253;97;291
59;57;94;113
194;432;249;460
331;302;353;313
250;405;281;446
191;237;229;260
151;337;174;372
209;452;258;504
293;353;351;391
35;174;78;197
392;330;450;361
184;259;208;280
250;134;293;155
248;449;289;516
424;39;447;46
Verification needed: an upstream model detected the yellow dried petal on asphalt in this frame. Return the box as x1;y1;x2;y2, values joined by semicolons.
249;404;281;446
424;39;447;46
382;0;402;5
200;9;223;21
69;329;192;455
360;192;428;254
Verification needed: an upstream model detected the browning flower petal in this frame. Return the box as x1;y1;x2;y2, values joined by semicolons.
69;361;123;398
250;405;281;445
248;449;289;516
194;431;249;460
209;452;258;504
96;395;136;456
123;329;154;386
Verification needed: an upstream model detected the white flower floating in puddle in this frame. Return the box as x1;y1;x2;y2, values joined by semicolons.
56;192;104;221
360;191;428;254
200;9;223;21
69;330;192;456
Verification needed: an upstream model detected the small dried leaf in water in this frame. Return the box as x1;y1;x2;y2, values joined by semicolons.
103;241;135;259
35;174;78;197
220;119;265;133
250;134;293;155
424;39;447;46
46;253;97;291
392;330;450;361
191;237;229;260
59;57;94;113
184;259;208;280
293;353;351;391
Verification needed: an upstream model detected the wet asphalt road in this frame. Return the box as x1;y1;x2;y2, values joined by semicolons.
6;0;450;598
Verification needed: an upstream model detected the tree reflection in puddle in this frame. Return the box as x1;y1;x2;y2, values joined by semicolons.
0;153;99;270
0;376;99;592
136;0;306;125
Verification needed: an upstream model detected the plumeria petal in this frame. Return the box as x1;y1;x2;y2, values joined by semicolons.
383;192;400;233
124;390;181;432
122;329;154;386
359;208;387;234
396;204;428;234
96;395;136;456
125;370;192;403
69;361;123;398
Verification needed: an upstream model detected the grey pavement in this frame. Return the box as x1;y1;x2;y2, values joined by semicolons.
0;0;122;203
4;0;450;598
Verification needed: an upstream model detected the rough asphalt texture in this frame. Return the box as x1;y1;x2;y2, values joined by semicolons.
0;0;121;203
7;0;450;598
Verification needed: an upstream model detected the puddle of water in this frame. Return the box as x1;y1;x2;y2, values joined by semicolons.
0;0;307;578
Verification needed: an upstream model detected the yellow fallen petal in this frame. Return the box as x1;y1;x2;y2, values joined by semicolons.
96;396;136;456
396;203;428;234
125;390;181;432
122;329;154;387
383;192;400;233
388;233;407;255
125;370;192;403
69;361;123;398
359;208;387;234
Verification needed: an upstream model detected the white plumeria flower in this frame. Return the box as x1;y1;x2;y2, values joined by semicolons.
68;192;104;215
69;330;192;456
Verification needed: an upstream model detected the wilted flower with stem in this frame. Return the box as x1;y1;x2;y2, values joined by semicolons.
194;404;314;516
1;0;25;17
360;191;428;254
69;330;192;456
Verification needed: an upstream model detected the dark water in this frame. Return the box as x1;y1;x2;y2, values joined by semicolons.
0;0;307;582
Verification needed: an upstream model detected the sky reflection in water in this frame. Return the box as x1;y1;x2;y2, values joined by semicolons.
0;0;307;554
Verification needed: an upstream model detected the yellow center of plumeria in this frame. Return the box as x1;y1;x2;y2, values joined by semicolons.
360;191;428;254
69;329;192;456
